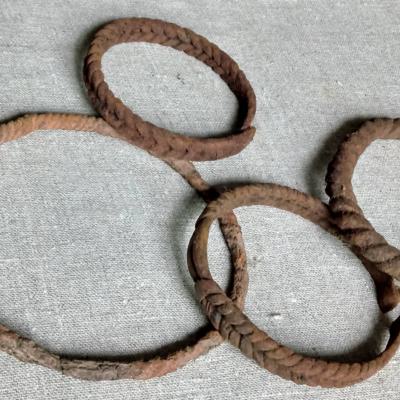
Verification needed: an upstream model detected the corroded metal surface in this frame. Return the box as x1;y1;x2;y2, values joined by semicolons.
326;118;400;310
188;183;400;387
0;113;248;380
84;18;256;161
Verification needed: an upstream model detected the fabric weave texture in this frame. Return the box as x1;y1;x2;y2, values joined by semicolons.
0;0;400;399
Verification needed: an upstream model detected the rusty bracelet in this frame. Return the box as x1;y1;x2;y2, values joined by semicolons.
0;113;248;381
84;18;256;161
326;118;400;309
188;183;400;387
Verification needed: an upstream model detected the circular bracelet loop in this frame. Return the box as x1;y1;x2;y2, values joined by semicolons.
326;119;400;284
188;183;400;388
84;18;256;161
0;113;248;381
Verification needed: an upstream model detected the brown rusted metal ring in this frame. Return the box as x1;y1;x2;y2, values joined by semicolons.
83;17;256;161
0;113;248;381
326;118;400;307
188;183;400;387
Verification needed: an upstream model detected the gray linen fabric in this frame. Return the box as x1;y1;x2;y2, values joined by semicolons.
0;0;400;398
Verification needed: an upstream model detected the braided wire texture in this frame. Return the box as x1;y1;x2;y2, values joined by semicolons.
0;113;248;380
188;183;400;387
326;119;400;294
84;18;256;161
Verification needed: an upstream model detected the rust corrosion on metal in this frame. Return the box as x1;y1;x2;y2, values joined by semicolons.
84;17;256;161
0;113;248;380
188;183;400;388
326;118;400;308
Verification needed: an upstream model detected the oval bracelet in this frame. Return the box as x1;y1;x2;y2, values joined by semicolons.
0;113;248;380
187;183;400;388
326;119;400;289
84;18;256;161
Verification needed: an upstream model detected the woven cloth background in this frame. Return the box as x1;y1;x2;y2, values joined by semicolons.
0;0;400;398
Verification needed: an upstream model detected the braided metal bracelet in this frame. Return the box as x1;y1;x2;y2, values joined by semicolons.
84;18;256;161
188;183;400;387
326;119;400;304
0;113;248;381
